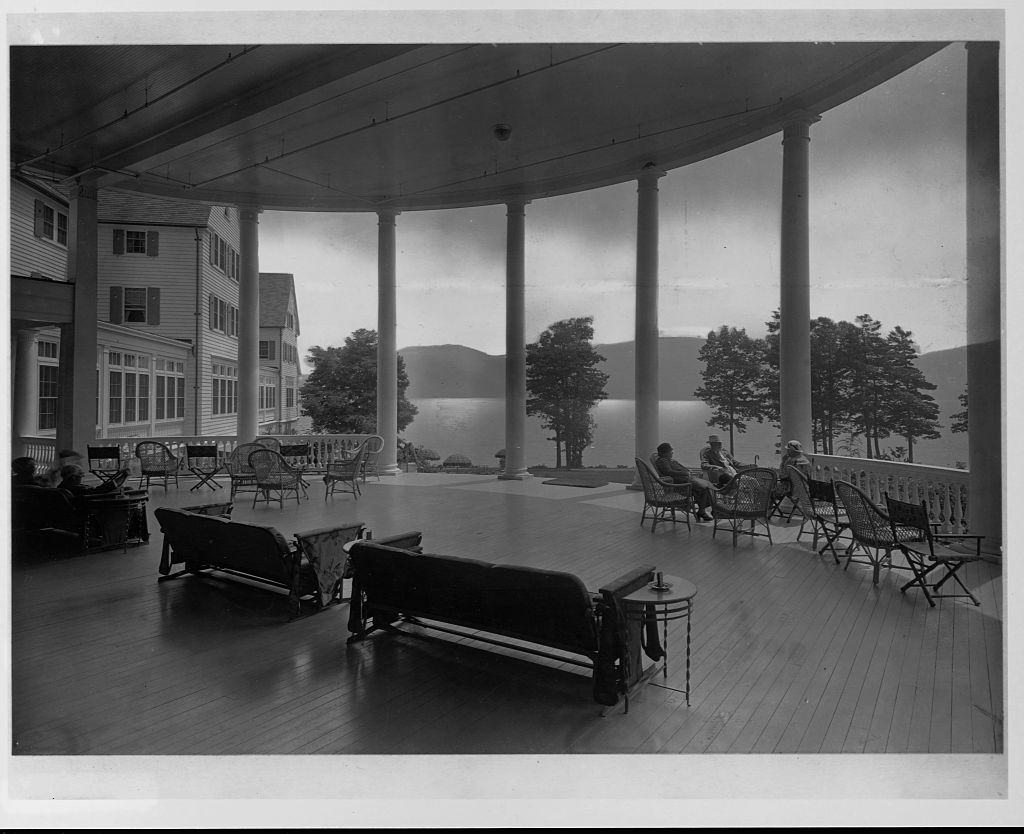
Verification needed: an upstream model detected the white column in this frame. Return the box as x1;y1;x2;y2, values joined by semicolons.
13;329;39;442
965;42;1001;553
779;114;819;450
631;167;664;489
500;199;531;480
376;210;400;476
237;206;261;442
57;179;99;454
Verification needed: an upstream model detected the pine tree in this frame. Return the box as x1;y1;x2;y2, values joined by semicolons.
299;329;418;434
693;325;768;454
526;317;609;468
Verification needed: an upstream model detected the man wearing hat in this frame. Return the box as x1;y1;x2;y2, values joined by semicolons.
653;442;715;521
699;434;749;487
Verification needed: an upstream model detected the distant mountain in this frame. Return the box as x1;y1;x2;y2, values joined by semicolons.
400;337;704;400
399;339;967;412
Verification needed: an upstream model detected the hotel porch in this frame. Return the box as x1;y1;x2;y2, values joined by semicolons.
11;469;1002;771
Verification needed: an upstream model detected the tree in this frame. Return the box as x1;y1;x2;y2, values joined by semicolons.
878;325;941;463
693;325;768;454
526;317;609;468
299;328;418;434
950;386;968;434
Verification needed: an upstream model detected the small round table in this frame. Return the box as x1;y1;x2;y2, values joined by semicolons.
622;574;697;705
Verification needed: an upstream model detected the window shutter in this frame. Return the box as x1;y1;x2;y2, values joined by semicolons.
113;228;125;255
209;234;216;265
109;287;124;324
146;230;159;257
208;294;215;330
33;199;45;237
269;341;277;361
147;288;161;325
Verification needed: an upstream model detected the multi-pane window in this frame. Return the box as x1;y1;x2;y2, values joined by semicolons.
125;230;148;254
212;362;238;415
34;199;69;247
123;287;148;323
285;378;295;409
286;311;295;330
210;232;240;279
37;339;58;359
107;351;153;425
259;340;277;361
259;375;277;410
154;358;185;421
38;365;59;431
208;294;239;337
281;342;298;364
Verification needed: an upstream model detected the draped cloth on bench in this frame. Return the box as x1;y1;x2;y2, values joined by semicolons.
593;566;664;708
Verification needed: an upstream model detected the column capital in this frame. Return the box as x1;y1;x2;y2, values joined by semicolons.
782;111;822;140
637;163;666;187
505;198;530;214
70;181;99;202
377;209;401;224
237;205;262;224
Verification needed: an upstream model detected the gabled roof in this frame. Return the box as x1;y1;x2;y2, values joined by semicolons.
96;189;215;226
260;273;298;333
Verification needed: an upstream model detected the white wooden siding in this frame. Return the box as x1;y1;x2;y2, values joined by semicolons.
10;180;69;280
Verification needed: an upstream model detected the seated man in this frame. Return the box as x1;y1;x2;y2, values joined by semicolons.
56;464;128;507
653;442;714;522
700;434;749;487
12;456;49;487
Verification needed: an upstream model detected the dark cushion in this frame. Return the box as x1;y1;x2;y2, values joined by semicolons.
12;484;82;534
348;542;598;656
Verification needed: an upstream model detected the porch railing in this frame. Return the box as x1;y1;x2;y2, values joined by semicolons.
16;434;377;475
808;453;971;533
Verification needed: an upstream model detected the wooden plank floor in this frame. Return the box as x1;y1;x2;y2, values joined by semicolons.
9;471;1004;766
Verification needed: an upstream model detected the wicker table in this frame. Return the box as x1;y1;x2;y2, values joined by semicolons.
621;574;697;705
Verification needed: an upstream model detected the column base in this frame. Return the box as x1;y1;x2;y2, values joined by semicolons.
626;478;644;491
379;464;402;477
497;469;532;481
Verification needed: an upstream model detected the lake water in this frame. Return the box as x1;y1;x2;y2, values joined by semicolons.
297;398;967;469
403;398;968;469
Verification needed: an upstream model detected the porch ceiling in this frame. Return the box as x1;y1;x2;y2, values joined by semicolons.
11;41;947;213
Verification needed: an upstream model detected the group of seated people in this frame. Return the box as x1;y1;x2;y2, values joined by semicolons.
12;450;130;509
652;434;812;522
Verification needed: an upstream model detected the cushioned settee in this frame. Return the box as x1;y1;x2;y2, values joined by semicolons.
154;505;421;619
12;484;86;545
345;540;663;708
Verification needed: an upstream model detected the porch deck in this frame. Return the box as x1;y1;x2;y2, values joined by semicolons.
7;470;1006;802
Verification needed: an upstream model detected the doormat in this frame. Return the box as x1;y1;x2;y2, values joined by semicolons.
542;478;609;488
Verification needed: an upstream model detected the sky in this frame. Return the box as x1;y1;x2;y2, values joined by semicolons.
258;42;972;373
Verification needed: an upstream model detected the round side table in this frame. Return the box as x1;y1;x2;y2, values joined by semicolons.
622;574;697;705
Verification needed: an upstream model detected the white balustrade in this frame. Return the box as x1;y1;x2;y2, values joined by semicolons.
809;454;971;533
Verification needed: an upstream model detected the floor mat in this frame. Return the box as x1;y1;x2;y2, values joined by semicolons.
541;478;610;488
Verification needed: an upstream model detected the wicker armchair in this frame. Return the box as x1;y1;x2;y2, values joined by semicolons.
710;466;778;546
787;466;850;562
248;448;305;509
134;441;180;490
360;435;385;482
634;458;692;533
833;479;918;586
224;442;264;500
884;494;985;606
252;437;282;452
323;444;365;501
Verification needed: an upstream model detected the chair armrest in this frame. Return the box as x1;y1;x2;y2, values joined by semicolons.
934;532;984;555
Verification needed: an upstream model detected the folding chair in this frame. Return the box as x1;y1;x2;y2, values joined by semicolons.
87;445;125;486
884;494;985;607
185;445;224;492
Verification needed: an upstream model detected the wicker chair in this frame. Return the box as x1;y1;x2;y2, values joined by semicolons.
710;466;778;546
884;494;985;606
634;457;692;533
134;441;180;490
248;448;305;509
324;444;365;501
787;466;850;562
224;442;264;500
833;479;918;586
252;437;282;452
360;435;385;482
280;443;313;495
